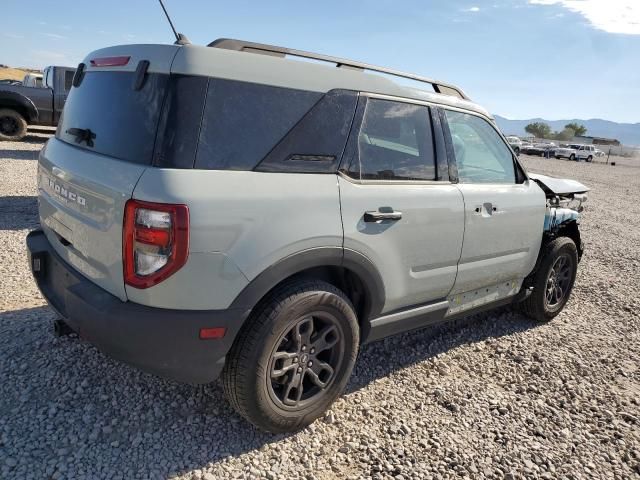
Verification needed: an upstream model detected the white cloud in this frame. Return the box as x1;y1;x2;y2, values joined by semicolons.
41;33;67;40
3;33;24;39
529;0;640;35
464;6;481;12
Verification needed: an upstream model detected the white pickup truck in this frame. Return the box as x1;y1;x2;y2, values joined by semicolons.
554;144;596;162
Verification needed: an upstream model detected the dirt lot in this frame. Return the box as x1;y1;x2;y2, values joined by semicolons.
1;134;639;480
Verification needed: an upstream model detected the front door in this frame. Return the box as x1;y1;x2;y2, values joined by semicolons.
440;108;545;295
339;97;465;315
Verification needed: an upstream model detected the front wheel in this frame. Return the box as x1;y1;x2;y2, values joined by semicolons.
0;109;27;141
520;237;578;322
587;156;593;162
222;279;359;433
570;154;576;161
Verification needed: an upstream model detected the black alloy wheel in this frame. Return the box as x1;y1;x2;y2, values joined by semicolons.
544;254;573;311
267;312;344;409
222;279;359;433
519;237;578;322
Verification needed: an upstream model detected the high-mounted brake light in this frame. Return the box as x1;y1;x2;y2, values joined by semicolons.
90;56;131;67
123;199;189;289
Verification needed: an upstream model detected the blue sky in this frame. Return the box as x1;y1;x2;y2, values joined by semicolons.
2;0;639;123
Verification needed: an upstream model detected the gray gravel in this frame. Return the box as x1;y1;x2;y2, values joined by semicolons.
1;135;639;480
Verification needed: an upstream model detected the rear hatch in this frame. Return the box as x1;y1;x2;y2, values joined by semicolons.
38;45;179;300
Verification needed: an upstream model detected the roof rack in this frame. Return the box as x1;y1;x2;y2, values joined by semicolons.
207;38;470;101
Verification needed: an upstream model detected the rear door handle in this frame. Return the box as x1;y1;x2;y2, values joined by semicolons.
364;210;403;222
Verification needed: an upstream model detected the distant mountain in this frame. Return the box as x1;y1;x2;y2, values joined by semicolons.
494;115;640;147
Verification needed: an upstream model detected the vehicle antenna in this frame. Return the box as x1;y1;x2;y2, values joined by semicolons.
157;0;191;45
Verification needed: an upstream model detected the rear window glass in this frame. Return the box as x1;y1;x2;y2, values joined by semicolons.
195;79;322;170
57;71;168;165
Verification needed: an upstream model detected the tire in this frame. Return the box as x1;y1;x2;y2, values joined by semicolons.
587;156;593;162
520;237;578;322
514;147;520;156
569;154;576;161
0;109;27;141
222;279;359;433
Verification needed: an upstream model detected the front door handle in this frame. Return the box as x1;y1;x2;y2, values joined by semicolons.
364;210;403;222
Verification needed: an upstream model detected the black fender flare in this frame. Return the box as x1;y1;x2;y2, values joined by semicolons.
0;90;39;122
228;246;386;323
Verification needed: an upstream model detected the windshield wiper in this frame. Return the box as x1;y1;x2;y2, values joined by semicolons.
66;128;96;147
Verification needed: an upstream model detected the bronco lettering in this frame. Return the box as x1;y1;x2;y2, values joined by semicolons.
48;178;86;206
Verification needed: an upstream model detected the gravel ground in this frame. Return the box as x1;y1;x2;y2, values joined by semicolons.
1;135;639;480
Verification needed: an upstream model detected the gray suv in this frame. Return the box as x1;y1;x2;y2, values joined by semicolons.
26;39;588;433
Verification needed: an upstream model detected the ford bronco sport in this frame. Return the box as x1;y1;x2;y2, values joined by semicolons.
26;39;588;433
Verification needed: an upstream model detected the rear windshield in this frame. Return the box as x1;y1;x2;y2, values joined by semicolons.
57;71;168;165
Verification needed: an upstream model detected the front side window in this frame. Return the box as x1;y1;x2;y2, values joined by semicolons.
444;110;515;184
356;98;435;181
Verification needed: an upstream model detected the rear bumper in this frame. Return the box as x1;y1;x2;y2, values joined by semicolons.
26;229;250;384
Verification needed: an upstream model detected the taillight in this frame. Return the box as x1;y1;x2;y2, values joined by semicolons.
123;199;189;289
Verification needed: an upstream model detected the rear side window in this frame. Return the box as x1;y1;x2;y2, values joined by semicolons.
355;98;435;181
57;71;168;165
443;110;515;184
195;80;322;170
256;90;358;173
64;70;74;91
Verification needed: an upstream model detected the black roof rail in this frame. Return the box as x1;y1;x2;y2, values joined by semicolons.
208;38;470;101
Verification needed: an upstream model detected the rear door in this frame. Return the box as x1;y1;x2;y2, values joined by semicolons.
440;108;545;295
39;45;179;300
339;96;465;315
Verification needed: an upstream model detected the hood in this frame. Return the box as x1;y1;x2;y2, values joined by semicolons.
529;173;589;195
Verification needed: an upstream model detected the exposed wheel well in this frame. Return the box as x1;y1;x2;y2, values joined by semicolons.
524;220;583;288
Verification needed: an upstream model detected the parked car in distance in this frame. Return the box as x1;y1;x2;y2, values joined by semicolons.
22;72;43;88
574;144;596;162
522;143;552;156
554;144;578;161
27;39;589;433
0;65;76;141
506;136;522;155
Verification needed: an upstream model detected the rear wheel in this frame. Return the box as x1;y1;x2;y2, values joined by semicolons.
222;279;359;433
520;237;578;322
0;109;27;141
570;154;576;161
587;155;593;162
